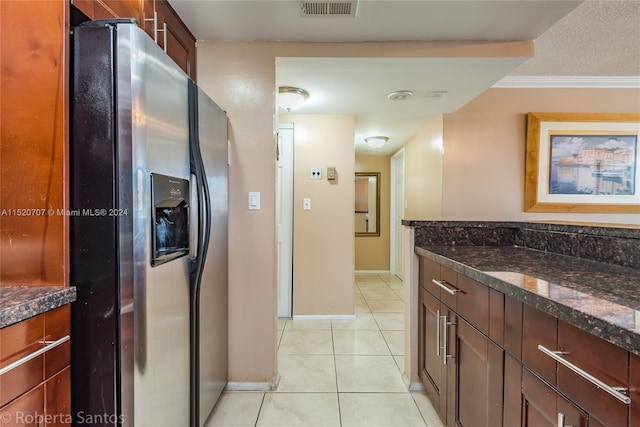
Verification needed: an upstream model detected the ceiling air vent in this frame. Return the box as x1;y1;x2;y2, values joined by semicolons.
300;1;358;17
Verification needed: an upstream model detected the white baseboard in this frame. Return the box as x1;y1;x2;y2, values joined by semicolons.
225;381;276;391
292;314;356;320
409;381;426;392
355;270;391;274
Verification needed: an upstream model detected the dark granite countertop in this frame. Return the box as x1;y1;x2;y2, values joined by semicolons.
415;245;640;356
0;286;77;328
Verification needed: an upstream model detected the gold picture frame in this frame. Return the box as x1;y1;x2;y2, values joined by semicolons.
524;112;640;213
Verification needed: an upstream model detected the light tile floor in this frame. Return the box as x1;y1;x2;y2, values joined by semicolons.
205;273;444;427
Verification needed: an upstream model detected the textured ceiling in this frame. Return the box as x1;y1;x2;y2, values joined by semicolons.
512;0;640;76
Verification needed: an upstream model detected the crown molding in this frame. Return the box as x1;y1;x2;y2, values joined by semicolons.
493;76;640;89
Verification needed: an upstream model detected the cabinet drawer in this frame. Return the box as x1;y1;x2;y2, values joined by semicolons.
489;289;504;345
504;295;523;359
420;257;458;308
456;275;489;336
631;353;640;427
0;315;44;406
0;305;70;407
555;321;629;427
0;383;44;427
420;257;441;296
44;305;71;378
522;304;557;385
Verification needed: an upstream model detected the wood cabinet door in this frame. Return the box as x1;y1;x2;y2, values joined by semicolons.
522;368;588;427
419;287;446;415
1;0;67;286
94;0;142;20
155;0;196;79
455;318;503;427
504;353;522;426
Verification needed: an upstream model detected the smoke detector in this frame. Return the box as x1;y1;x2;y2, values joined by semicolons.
300;1;358;17
388;91;414;101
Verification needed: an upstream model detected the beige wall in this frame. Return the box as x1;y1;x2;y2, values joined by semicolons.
401;115;445;220
443;88;640;225
282;114;355;316
355;155;391;271
196;40;535;383
197;43;278;383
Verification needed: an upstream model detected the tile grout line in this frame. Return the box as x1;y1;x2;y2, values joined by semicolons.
331;303;343;427
253;390;268;427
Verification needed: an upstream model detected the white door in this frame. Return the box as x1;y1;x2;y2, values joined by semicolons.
390;149;405;280
277;123;294;317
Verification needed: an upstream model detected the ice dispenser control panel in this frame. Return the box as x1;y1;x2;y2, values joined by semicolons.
150;173;189;266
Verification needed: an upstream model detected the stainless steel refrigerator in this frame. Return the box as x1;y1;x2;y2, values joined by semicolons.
70;19;228;427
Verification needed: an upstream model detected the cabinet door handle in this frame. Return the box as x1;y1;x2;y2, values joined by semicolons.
538;345;631;405
431;279;461;295
441;315;455;365
157;22;168;53
436;309;441;356
0;335;70;376
145;10;159;43
557;412;564;427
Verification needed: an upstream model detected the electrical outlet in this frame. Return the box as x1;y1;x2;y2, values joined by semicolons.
310;168;322;180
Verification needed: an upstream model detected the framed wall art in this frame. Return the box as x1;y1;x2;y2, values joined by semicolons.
524;112;640;213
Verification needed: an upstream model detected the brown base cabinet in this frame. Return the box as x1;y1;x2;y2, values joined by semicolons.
418;255;637;427
0;306;71;426
418;257;504;427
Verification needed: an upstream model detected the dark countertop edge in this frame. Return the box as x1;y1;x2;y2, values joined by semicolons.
415;246;640;357
0;287;77;329
402;220;640;239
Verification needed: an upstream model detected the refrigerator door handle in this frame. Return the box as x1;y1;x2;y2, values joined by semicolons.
189;173;199;259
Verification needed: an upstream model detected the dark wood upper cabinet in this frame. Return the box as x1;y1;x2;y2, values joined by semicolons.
155;0;197;80
71;0;196;80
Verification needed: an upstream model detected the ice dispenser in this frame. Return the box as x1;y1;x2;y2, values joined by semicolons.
151;173;189;266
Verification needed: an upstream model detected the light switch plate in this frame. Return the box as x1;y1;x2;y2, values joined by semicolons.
310;168;322;180
249;191;260;210
303;198;311;210
327;166;336;180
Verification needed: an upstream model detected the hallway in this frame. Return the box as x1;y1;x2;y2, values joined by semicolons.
205;273;443;426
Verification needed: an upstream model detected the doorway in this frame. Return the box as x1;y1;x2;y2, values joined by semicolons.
277;123;294;318
390;149;405;280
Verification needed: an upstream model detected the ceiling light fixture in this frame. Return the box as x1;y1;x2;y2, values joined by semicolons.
364;136;389;149
278;86;309;111
388;90;413;101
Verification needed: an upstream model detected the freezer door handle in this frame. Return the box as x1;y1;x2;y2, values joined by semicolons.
189;173;199;259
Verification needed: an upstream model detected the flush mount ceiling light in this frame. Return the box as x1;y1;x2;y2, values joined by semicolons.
278;86;309;111
365;136;389;149
387;90;413;101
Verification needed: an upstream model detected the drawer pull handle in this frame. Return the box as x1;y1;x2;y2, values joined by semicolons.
431;279;461;295
537;344;631;405
0;335;70;376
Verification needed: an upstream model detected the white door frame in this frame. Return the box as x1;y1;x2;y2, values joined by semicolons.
277;123;294;318
390;148;405;278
